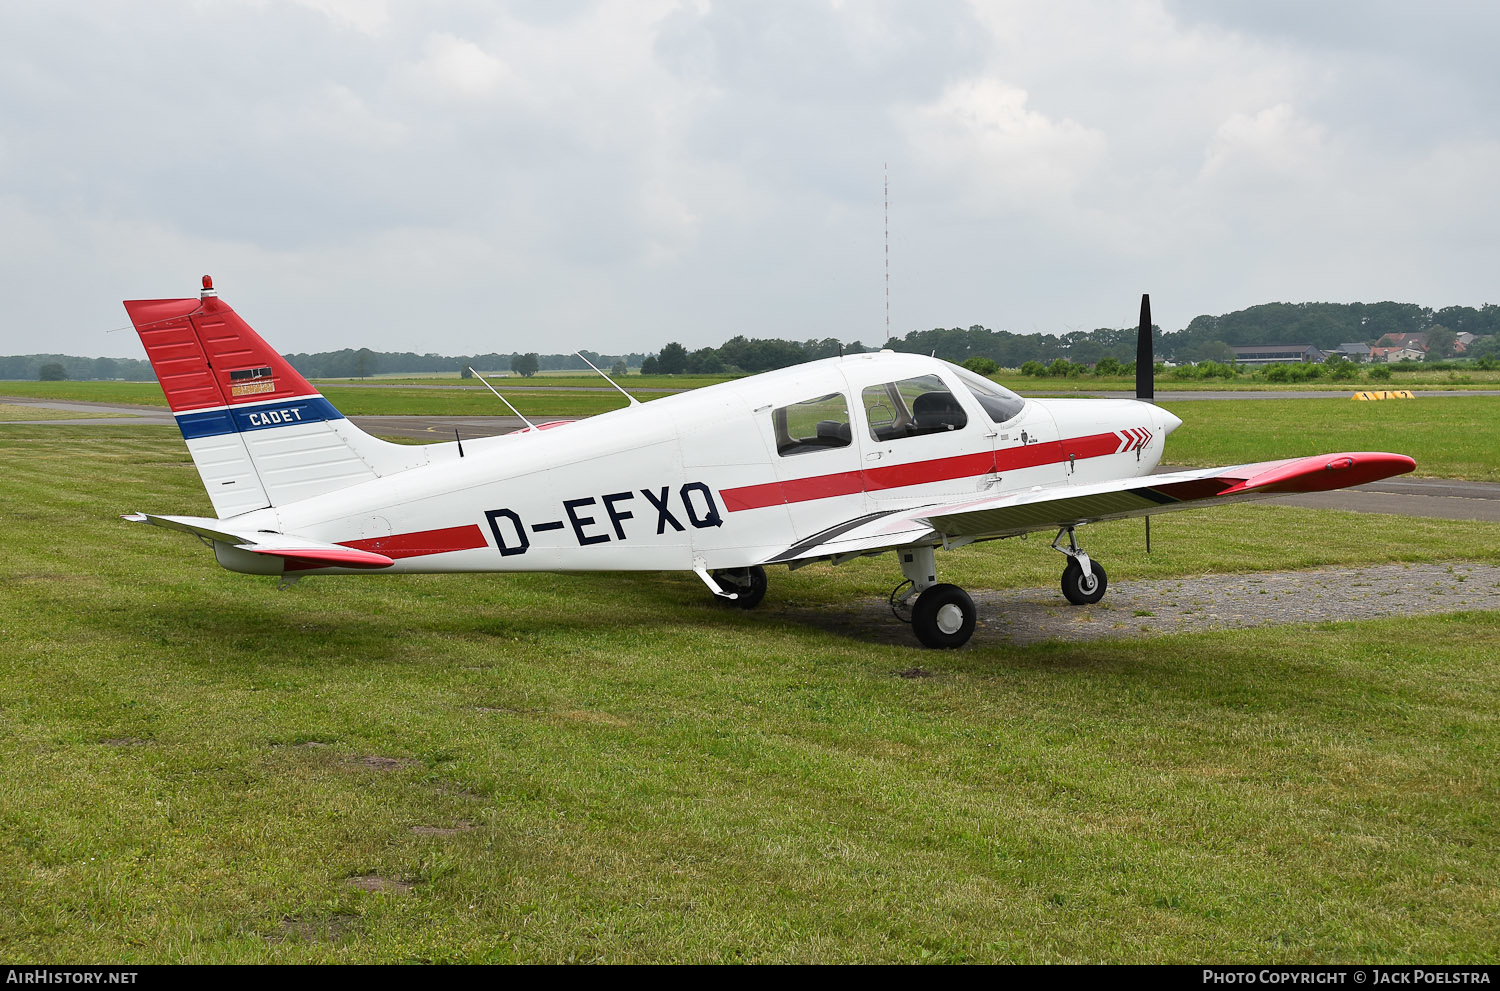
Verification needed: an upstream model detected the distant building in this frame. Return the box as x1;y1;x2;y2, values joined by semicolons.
1375;332;1428;352
1329;343;1372;363
1369;346;1425;363
1229;344;1325;365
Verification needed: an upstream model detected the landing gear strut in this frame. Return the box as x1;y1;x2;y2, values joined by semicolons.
710;565;767;609
891;545;977;649
1053;527;1107;605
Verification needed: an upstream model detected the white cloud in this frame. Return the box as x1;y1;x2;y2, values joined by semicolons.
898;77;1109;213
286;0;390;36
411;33;511;100
252;82;405;148
1200;104;1330;182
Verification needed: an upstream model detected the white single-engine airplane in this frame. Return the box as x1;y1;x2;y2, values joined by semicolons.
123;277;1415;648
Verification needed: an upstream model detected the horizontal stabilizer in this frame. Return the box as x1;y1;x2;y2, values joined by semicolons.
122;512;248;544
123;512;394;570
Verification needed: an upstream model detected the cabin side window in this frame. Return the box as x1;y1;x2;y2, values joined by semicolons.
772;393;853;457
861;374;968;442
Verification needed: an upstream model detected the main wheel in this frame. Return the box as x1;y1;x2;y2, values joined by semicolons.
910;583;976;649
712;565;767;609
1060;559;1107;605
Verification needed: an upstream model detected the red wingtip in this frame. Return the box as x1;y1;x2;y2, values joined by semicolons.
1224;452;1416;496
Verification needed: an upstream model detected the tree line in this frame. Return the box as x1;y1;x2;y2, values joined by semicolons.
8;300;1498;381
1173;301;1500;362
278;348;651;379
0;354;157;381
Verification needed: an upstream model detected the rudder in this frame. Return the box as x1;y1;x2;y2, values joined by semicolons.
125;276;426;517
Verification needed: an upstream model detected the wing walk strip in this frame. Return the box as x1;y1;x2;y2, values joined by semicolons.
764;510;906;565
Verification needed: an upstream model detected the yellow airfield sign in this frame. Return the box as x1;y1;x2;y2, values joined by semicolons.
1352;390;1416;400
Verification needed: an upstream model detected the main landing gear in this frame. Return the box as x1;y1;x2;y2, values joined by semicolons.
708;565;767;609
890;546;977;649
890;529;1111;649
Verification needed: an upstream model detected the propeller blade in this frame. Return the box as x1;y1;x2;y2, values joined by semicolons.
1136;293;1154;403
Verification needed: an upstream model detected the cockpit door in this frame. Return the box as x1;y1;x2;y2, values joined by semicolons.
854;371;997;507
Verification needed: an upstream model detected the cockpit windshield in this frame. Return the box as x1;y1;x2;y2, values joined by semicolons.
953;366;1026;424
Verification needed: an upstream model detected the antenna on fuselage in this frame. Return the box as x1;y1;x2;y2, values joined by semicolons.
575;351;641;407
884;162;890;344
467;367;537;430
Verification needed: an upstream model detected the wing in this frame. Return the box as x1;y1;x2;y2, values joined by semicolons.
763;451;1415;566
123;513;395;569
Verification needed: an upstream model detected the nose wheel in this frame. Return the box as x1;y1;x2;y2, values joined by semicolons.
1054;527;1108;605
1061;558;1108;604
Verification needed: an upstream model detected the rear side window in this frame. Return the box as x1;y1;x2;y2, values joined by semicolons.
772;393;852;457
861;374;968;441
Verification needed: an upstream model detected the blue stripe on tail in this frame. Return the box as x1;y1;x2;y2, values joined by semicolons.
176;396;345;440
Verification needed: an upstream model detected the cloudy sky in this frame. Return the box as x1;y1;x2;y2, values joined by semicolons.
2;0;1497;358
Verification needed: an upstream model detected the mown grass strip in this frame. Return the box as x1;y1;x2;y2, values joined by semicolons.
1162;396;1500;482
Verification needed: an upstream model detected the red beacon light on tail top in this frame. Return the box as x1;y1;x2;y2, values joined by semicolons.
201;275;217;299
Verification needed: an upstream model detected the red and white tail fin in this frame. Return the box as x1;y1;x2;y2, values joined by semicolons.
124;276;425;517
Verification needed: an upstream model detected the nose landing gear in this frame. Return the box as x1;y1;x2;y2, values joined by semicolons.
1053;527;1107;605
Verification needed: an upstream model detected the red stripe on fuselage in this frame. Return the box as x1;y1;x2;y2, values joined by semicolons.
864;451;997;493
1063;431;1126;462
341;524;489;560
302;431;1140;556
721;431;1127;512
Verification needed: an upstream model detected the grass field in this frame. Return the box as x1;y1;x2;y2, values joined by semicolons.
1161;397;1499;482
1013;369;1500;393
2;424;1499;962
